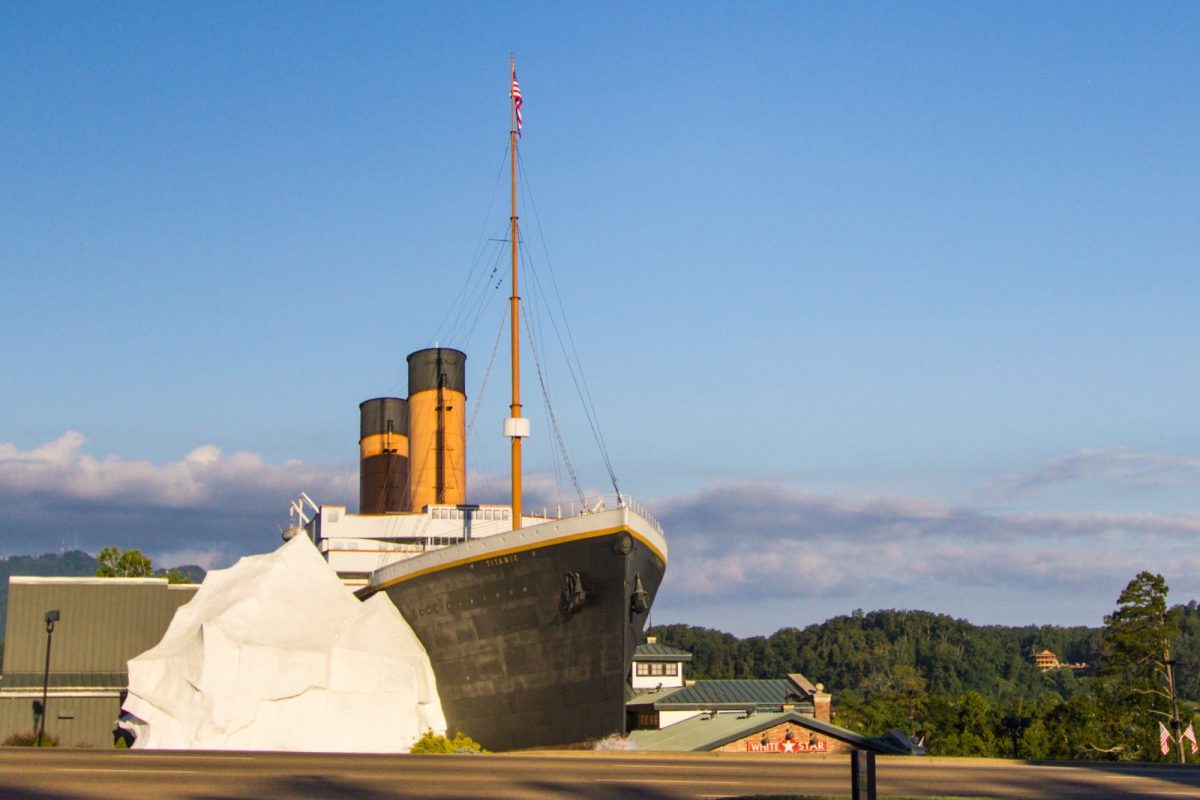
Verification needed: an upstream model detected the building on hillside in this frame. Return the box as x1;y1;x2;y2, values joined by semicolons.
626;638;920;755
1031;649;1089;672
0;577;198;747
1033;650;1060;670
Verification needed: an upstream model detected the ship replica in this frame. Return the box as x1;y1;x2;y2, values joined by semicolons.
288;60;667;751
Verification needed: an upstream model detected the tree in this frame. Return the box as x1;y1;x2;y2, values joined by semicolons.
859;665;927;739
95;547;153;578
162;568;193;585
1042;692;1114;760
1100;571;1183;761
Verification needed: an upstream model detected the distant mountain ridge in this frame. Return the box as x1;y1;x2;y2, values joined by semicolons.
650;604;1200;704
0;551;206;642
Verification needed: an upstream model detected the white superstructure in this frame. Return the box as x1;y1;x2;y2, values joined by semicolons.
285;494;662;590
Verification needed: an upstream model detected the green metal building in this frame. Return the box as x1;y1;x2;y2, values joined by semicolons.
0;577;198;747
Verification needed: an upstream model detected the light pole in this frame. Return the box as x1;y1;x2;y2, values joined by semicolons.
1165;654;1185;764
37;609;59;747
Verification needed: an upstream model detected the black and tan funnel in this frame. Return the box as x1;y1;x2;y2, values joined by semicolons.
406;347;467;511
359;397;409;514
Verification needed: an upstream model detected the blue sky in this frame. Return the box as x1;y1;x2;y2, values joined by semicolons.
3;2;1199;635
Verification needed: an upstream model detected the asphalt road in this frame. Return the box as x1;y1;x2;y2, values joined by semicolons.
0;749;1198;799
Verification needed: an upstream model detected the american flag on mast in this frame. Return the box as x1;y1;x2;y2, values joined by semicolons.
1160;721;1172;755
1185;723;1199;755
511;70;523;137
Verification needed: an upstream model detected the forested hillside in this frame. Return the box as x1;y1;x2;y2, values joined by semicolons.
650;609;1102;703
650;593;1200;761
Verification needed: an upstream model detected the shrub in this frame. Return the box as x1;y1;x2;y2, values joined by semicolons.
409;729;486;754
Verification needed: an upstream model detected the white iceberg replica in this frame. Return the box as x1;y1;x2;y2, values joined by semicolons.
121;534;445;752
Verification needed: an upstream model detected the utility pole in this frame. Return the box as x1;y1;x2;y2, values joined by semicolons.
1165;646;1185;764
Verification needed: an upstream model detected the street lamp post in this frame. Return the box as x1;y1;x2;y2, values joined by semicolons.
37;609;59;747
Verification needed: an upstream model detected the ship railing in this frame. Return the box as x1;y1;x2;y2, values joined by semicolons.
536;494;663;534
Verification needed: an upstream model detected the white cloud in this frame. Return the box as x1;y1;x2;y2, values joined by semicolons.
653;479;1200;624
0;432;616;568
150;547;228;571
5;434;1199;633
0;432;355;568
981;447;1200;500
0;431;354;511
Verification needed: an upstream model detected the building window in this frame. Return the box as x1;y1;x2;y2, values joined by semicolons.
665;663;678;676
650;662;664;676
636;664;650;676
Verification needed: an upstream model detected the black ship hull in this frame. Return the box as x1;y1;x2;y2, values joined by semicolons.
366;513;666;751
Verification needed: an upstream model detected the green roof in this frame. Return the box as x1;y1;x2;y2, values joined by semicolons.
627;685;686;705
633;642;693;661
653;679;812;709
628;710;913;754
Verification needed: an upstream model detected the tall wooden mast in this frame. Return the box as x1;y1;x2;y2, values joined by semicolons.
507;55;527;529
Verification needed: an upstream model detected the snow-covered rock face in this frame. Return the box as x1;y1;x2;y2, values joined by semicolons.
121;535;446;752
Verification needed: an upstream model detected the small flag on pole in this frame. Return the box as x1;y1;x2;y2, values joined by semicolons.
511;71;523;137
1160;721;1172;755
1184;723;1198;755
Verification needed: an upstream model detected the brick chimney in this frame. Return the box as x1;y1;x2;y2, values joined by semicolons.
812;683;831;723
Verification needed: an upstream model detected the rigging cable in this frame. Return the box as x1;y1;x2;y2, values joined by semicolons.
521;301;586;507
462;305;508;502
456;237;508;347
516;153;623;502
466;304;507;441
433;144;511;347
518;237;568;507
